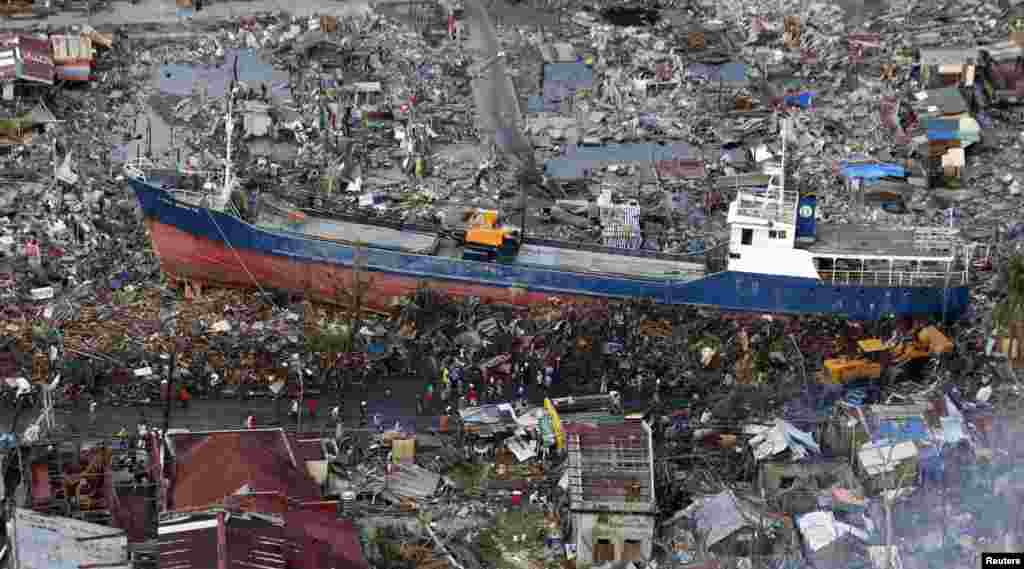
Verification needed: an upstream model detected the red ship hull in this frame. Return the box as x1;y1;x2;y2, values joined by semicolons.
146;219;586;309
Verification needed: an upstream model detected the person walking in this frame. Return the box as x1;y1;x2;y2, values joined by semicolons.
179;386;191;410
415;394;423;416
290;399;299;422
89;400;97;429
330;405;340;422
306;397;318;423
246;413;256;429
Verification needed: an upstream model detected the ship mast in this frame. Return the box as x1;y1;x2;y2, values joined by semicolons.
218;62;237;211
779;114;786;208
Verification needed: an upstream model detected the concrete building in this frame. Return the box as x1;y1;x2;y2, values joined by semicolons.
7;507;130;569
565;421;656;565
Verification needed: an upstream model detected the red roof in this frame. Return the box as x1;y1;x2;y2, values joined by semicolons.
656;158;706;179
284;510;369;569
286;432;330;463
160;515;290;569
171;430;321;510
160;509;368;569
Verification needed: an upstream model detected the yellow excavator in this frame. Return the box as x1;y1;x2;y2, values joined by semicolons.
462;209;520;262
822;326;953;385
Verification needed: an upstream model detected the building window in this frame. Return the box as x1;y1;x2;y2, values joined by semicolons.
769;230;788;239
623;539;643;561
741;228;753;245
594;538;616;562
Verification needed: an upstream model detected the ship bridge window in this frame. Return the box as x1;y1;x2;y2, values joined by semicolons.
741;228;753;245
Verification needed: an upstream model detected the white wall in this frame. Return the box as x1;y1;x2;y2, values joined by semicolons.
727;223;818;278
572;512;654;565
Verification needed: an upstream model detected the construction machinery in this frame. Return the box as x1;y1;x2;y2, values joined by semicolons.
822;326;953;385
462;209;519;262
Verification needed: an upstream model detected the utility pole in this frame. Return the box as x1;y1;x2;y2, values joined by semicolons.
293;354;304;433
158;303;179;514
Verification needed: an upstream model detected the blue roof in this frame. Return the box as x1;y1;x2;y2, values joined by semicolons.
685;62;748;85
927;118;961;141
544;143;696;179
543;63;595;84
527;95;558;113
157;48;290;99
719;62;748;84
839;162;906;180
876;416;929;443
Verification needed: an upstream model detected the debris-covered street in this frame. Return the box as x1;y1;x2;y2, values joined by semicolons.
2;0;1024;568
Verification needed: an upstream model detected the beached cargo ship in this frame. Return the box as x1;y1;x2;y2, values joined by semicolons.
127;143;972;321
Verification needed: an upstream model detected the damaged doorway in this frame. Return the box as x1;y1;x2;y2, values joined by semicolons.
594;538;615;563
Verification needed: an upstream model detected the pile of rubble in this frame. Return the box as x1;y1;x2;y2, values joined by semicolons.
4;0;1024;568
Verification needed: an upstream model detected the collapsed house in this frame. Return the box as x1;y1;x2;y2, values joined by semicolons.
564;421;656;565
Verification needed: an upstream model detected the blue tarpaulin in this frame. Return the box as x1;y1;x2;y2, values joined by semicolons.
876;416;929;443
784;92;815;108
543;63;594;84
719;62;748;85
927;118;961;141
539;63;595;112
840;162;906;180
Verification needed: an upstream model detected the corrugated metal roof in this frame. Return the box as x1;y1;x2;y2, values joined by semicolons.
171;430;320;510
283;510;369;569
656;158;706;179
546;143;696;179
384;463;440;499
918;47;978;66
159;514;289;569
914;86;968;115
543;63;593;83
982;41;1023;61
685;62;748;85
540;42;576;63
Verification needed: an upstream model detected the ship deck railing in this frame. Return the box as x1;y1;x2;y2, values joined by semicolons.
912;227;961;253
734;187;799;226
268;199;709;265
818;269;969;287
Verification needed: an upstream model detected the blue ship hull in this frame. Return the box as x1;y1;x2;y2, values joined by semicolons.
130;179;969;321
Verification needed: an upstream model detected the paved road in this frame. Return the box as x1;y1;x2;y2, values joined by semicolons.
0;370;640;439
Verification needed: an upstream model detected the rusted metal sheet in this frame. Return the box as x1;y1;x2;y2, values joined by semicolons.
0;34;54;85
